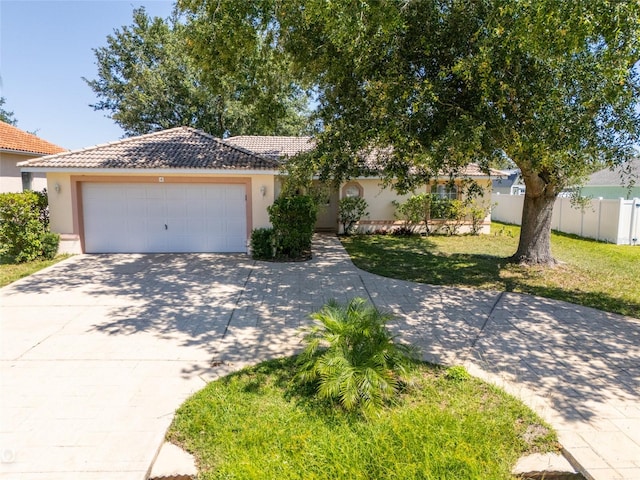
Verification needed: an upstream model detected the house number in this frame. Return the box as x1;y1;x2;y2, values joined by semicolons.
159;177;164;183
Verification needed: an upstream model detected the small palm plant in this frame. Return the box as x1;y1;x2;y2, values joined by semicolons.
297;297;419;414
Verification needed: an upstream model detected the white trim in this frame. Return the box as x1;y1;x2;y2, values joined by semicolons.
1;149;49;157
18;167;280;175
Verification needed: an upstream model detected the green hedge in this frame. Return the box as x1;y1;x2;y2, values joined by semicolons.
0;191;59;263
250;227;275;260
265;195;318;260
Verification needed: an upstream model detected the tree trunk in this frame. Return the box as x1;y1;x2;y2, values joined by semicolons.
510;191;558;265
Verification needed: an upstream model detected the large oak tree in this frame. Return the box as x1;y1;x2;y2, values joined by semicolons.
185;0;639;264
272;0;640;264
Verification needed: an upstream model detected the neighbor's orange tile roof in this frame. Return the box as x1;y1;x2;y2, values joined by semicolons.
0;121;67;155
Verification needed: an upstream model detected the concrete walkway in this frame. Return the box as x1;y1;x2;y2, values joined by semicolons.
1;235;638;480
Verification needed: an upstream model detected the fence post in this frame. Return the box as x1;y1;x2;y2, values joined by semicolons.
631;198;640;246
596;197;603;242
580;198;585;237
556;196;562;231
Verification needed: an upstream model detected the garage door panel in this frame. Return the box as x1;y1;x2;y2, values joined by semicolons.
82;183;247;253
143;184;164;199
127;201;147;217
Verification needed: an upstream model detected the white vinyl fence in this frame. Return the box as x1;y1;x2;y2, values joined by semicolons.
491;194;640;245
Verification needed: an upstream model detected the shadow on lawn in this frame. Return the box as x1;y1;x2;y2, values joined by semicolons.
352;248;504;289
511;283;640;320
345;236;640;318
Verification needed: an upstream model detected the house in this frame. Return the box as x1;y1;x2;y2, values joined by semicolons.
19;127;501;254
491;168;525;195
0;121;67;192
227;135;501;235
579;157;640;200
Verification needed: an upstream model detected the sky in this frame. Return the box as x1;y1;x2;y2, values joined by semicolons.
1;0;174;150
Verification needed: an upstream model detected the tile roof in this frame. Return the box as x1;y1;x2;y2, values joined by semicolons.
226;135;503;178
585;157;640;186
18;127;280;171
459;163;506;177
357;147;505;178
0;121;67;155
224;135;315;159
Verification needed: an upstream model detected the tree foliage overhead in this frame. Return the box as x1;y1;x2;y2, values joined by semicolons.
275;1;639;184
179;0;311;136
85;7;310;137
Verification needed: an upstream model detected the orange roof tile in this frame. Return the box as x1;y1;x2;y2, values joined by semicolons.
0;121;67;155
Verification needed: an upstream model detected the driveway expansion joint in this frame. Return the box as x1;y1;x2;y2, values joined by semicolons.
222;259;257;339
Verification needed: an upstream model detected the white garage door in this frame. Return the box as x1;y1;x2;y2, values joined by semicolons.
82;183;247;253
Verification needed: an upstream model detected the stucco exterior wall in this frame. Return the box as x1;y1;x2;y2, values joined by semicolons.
46;173;75;234
341;177;493;234
1;152;47;192
346;178;417;222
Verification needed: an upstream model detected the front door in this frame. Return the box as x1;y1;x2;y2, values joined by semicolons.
314;183;338;232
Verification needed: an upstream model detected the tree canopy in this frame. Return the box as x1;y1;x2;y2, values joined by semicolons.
180;0;637;264
270;0;640;263
85;7;310;137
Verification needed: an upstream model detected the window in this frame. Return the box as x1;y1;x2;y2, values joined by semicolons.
342;182;363;198
432;183;458;200
21;172;33;191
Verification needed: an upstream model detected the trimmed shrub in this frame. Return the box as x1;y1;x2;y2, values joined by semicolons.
41;232;61;260
467;200;493;235
0;190;59;263
267;195;318;259
438;199;467;235
338;196;369;235
250;227;275;260
0;191;47;263
393;193;434;235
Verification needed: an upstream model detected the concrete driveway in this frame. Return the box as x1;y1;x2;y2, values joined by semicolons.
1;235;639;480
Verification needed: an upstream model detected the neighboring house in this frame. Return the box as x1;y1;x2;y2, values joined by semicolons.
491;168;525;195
0;121;67;192
579;157;640;200
19;127;502;254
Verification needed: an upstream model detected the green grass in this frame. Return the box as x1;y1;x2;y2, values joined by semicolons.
168;357;557;480
341;222;640;318
0;255;70;288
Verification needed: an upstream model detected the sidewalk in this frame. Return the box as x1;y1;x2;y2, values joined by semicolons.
1;235;639;479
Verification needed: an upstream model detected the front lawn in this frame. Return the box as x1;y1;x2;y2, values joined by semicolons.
0;255;69;288
341;222;640;318
168;357;557;480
